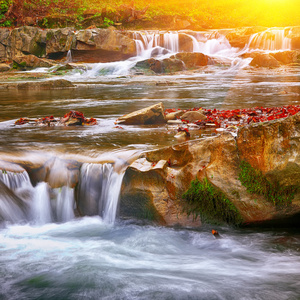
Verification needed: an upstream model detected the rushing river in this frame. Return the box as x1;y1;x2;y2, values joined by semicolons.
0;28;300;299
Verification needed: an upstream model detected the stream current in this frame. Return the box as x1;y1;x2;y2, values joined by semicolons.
0;28;300;299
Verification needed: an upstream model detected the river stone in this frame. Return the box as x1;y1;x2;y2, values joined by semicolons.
249;53;280;68
17;79;74;89
0;63;10;72
171;52;209;68
161;58;185;73
165;110;185;121
181;111;207;122
270;50;299;65
13;55;56;70
117;102;166;125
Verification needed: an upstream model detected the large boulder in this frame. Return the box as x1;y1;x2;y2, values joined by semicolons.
135;57;185;74
117;102;166;125
178;33;194;52
287;26;300;50
171;52;209;68
0;28;10;60
249;53;280;68
7;26;47;59
161;58;185;73
270;50;299;65
181;110;207;122
93;27;136;56
226;27;266;49
120;113;300;226
46;28;76;55
0;63;10;72
135;58;163;73
13;55;56;70
120;132;267;226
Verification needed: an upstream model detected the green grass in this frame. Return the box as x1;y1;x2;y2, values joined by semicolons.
182;178;242;225
238;161;298;206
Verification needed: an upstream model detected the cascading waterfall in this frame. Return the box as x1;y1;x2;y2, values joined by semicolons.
0;170;31;190
55;186;75;223
31;182;53;225
59;27;295;79
246;28;292;51
0;161;125;225
77;163;125;224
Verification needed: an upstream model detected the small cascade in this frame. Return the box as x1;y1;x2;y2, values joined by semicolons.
0;170;31;190
247;28;291;51
163;32;179;53
31;182;53;225
55;186;75;223
197;36;236;56
78;162;125;223
66;50;72;63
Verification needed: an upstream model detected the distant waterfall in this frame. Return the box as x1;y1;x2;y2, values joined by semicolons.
77;163;125;224
66;50;73;63
247;28;292;51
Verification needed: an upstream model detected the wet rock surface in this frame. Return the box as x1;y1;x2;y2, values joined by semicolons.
117;102;166;125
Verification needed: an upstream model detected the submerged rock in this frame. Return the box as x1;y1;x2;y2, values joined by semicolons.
117;102;166;125
17;79;74;89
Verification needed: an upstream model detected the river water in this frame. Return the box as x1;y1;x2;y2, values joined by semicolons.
0;28;300;299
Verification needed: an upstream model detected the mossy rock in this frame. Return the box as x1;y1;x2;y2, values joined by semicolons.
182;178;242;225
238;160;299;206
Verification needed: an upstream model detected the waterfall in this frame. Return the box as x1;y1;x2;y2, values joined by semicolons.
0;170;31;190
247;28;292;51
163;32;179;52
55;186;75;223
31;182;53;225
77;163;125;223
66;50;72;63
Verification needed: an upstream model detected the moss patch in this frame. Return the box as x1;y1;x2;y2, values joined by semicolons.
119;190;162;222
238;161;298;206
182;178;242;225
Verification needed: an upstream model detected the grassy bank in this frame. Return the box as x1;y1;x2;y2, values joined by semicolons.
0;0;299;29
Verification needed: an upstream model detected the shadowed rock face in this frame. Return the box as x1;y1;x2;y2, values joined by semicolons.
120;113;300;227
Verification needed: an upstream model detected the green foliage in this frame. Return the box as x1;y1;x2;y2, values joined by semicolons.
102;17;114;28
182;178;242;225
0;0;10;14
238;161;298;206
0;19;11;26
